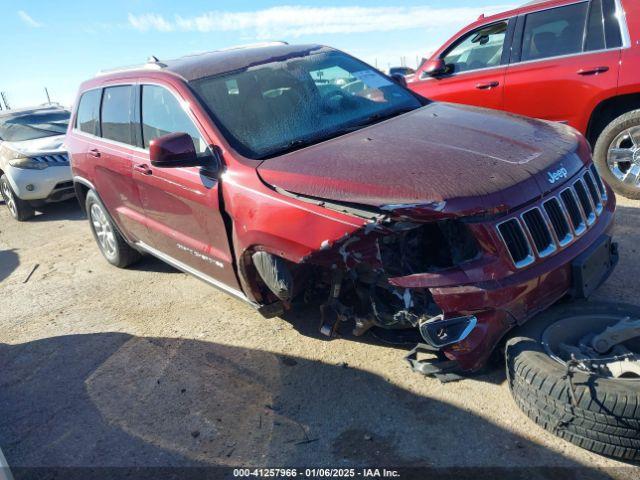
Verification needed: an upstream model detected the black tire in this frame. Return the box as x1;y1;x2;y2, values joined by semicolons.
85;190;140;268
593;109;640;200
0;174;35;221
506;301;640;462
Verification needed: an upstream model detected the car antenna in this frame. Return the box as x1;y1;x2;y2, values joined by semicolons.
1;92;10;110
478;13;485;20
147;55;167;67
44;87;51;104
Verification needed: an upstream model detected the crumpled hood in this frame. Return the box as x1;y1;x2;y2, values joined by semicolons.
257;103;588;217
4;134;67;156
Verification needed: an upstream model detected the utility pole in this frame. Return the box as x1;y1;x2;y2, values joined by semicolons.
1;92;9;110
44;87;51;104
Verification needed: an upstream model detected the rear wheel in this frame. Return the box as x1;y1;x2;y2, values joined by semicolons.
506;302;640;461
593;110;640;200
86;190;140;268
0;174;35;221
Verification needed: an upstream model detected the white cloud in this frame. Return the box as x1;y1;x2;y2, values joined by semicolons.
127;13;174;32
17;10;43;28
128;5;516;38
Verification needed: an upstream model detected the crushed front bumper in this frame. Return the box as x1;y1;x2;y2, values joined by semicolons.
407;197;618;375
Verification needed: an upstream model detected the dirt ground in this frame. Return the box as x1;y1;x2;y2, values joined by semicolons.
1;194;639;477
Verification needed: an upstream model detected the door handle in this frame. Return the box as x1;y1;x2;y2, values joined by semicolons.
88;148;101;158
577;66;609;76
475;81;500;90
134;164;153;175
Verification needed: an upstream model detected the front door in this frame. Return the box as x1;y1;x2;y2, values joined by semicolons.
503;0;622;132
411;19;512;111
131;83;240;290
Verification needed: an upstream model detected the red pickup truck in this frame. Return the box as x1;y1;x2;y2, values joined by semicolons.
409;0;640;199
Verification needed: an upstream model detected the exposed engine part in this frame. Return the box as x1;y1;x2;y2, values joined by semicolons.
252;251;294;302
418;315;478;348
319;269;353;337
369;284;438;328
590;316;640;353
378;220;479;276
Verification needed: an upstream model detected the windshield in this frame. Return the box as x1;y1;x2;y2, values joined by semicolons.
0;109;70;142
190;50;424;159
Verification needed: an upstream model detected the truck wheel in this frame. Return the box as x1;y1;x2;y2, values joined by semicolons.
85;190;140;268
0;174;35;221
506;301;640;462
593;110;640;200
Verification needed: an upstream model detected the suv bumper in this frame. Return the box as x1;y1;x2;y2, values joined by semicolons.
421;197;617;373
5;164;74;202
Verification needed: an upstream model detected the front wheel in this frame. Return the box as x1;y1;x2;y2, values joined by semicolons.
0;174;35;221
85;190;140;268
593;110;640;200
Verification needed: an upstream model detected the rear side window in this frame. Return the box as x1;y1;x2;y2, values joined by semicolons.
101;86;134;145
585;0;606;52
76;89;101;136
602;0;623;48
141;85;208;154
520;2;588;61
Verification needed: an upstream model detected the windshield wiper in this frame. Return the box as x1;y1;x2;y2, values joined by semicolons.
353;106;417;129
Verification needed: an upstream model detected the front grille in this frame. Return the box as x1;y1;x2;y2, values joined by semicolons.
497;219;533;267
543;198;572;246
497;166;606;269
590;164;607;198
584;171;603;214
574;179;595;224
31;153;69;166
522;208;555;257
561;188;585;233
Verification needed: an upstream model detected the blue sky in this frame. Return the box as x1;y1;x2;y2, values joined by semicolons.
1;0;515;108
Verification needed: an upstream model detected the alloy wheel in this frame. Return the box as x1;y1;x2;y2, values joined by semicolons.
90;203;117;258
1;180;17;217
607;126;640;190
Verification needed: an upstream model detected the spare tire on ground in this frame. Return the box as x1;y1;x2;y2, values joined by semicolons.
506;301;640;462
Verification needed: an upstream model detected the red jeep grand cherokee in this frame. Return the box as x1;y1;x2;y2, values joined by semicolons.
67;43;617;374
409;0;640;199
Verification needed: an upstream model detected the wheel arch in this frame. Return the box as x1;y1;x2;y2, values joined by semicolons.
586;93;640;146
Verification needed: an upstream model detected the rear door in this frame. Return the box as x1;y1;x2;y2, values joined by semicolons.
503;0;623;133
88;85;151;243
132;83;240;290
410;19;513;110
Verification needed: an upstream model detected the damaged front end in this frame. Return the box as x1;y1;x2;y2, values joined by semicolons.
248;196;486;374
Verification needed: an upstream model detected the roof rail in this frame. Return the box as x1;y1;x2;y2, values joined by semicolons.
94;41;288;77
95;58;167;77
175;41;290;60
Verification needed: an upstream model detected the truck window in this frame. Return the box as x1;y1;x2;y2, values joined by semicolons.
520;2;588;61
442;22;508;74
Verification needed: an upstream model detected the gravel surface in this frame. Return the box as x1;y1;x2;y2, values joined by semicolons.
0;195;639;477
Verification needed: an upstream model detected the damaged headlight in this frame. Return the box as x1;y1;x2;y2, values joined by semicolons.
1;145;48;170
379;220;480;276
8;157;48;170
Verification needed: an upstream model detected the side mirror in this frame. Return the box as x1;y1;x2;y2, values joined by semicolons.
150;132;203;168
390;73;408;88
422;58;449;77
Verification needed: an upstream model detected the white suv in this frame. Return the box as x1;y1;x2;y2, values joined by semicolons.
0;105;73;221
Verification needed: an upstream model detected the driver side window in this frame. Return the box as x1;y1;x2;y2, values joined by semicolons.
442;22;508;74
141;85;209;154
